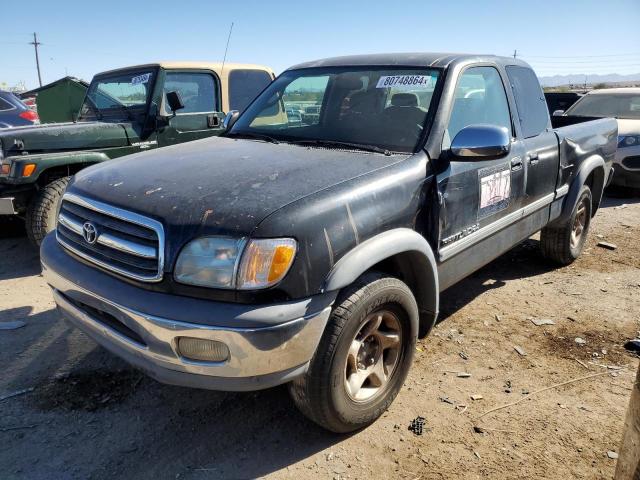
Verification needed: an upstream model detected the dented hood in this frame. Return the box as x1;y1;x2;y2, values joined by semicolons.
68;136;407;261
0;121;131;154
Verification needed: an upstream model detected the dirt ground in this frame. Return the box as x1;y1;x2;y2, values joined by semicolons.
1;194;639;480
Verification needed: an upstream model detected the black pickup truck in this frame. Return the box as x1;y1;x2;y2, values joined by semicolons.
41;53;617;433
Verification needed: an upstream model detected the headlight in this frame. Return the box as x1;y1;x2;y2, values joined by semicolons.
237;238;297;289
618;135;640;148
174;237;245;288
174;236;297;290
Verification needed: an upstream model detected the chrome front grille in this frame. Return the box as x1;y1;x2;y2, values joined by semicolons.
56;193;165;282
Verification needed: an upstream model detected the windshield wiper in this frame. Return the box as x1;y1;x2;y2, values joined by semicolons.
225;131;280;144
289;139;393;155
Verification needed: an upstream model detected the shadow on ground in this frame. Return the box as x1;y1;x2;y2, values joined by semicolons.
0;219;39;281
438;238;555;322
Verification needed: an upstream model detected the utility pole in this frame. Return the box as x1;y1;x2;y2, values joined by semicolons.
30;32;42;87
513;49;517;59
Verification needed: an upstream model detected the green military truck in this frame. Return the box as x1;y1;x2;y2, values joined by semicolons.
0;61;276;244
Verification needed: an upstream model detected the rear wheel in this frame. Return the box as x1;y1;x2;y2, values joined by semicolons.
289;272;418;433
25;176;70;246
540;185;592;265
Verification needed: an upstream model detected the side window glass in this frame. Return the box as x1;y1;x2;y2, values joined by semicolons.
506;66;549;138
0;97;14;111
164;72;217;114
445;66;511;148
229;69;272;113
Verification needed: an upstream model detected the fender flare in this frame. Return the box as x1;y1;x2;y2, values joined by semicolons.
555;155;605;224
8;151;109;183
324;228;439;337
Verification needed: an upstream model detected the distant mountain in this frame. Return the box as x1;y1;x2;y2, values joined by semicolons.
538;72;640;88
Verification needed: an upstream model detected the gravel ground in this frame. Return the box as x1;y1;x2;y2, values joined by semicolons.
0;194;639;480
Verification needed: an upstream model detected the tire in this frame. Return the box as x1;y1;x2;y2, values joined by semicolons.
289;272;418;433
25;176;70;246
540;185;592;265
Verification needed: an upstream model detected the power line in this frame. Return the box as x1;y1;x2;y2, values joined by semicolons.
520;52;640;59
523;58;640;65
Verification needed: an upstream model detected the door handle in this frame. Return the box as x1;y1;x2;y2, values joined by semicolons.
528;152;540;165
207;114;220;128
511;156;523;171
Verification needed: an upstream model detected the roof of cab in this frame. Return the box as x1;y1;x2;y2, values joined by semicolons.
97;62;275;77
287;52;530;71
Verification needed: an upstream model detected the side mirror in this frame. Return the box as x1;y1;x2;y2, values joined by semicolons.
450;125;510;159
552;109;565;117
223;110;240;131
166;91;185;113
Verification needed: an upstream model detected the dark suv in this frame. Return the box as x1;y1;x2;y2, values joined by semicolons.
0;90;40;128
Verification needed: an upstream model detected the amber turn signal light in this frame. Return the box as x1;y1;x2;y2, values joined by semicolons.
22;164;36;177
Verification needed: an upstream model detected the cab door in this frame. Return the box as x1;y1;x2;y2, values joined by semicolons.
436;65;527;286
157;70;225;147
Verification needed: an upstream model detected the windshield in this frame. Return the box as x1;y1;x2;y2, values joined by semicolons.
566;93;640;120
78;70;156;121
229;67;441;153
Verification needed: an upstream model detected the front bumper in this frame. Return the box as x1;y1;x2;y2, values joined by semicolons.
612;145;640;188
41;234;334;391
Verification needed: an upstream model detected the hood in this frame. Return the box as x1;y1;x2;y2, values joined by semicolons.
0;121;131;155
617;118;640;136
69;136;409;259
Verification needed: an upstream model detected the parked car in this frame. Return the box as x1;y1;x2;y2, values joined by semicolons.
0;90;40;128
544;91;583;115
0;62;276;244
558;88;640;190
285;108;302;125
301;105;321;124
40;53;616;433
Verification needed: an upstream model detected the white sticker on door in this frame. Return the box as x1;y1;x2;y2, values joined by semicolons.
479;164;511;218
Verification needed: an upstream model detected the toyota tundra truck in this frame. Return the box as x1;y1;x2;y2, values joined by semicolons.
0;62;276;244
41;53;617;432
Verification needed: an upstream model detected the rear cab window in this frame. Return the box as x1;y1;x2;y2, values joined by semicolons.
506;66;549;138
164;72;218;114
229;69;272;113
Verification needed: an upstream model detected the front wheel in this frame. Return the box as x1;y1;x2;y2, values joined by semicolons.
540;184;592;265
289;272;418;433
25;176;70;246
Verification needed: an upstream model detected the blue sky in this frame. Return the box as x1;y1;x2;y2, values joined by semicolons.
2;0;639;89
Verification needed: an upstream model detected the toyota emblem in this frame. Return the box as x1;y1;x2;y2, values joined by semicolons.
82;222;98;244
